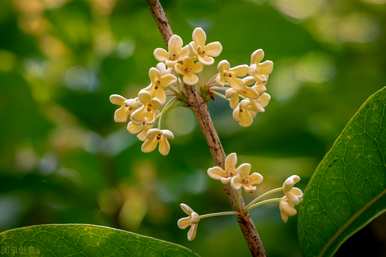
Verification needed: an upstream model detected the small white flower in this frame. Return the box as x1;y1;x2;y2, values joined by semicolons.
131;90;162;123
216;60;249;89
249;49;273;83
174;57;203;85
109;94;140;123
207;152;238;184
230;163;263;192
145;66;176;103
141;128;174;155
279;197;298;223
190;27;222;65
177;203;200;241
225;77;259;109
153;34;190;66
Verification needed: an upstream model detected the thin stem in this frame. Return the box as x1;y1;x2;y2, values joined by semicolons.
247;197;281;211
157;96;177;128
246;188;282;209
212;90;227;100
200;211;238;220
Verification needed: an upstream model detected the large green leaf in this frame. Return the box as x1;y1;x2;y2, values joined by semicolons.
0;224;199;257
298;87;386;257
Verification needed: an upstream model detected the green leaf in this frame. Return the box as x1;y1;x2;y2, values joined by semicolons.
0;224;199;257
298;87;386;257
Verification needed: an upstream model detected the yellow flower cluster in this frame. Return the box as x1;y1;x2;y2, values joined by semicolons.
215;49;273;127
110;27;223;155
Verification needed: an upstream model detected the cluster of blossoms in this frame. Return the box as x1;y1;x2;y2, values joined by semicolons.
109;27;302;242
110;27;273;155
177;153;303;241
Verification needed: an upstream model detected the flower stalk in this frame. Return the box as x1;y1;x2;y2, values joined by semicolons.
146;1;267;256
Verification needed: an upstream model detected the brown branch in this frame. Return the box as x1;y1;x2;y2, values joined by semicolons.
146;1;266;256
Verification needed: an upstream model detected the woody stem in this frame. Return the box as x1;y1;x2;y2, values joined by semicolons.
146;1;267;257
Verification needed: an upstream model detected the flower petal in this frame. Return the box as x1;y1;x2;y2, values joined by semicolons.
153;48;169;62
207;166;227;181
109;94;126;105
148;67;160;82
197;55;214;65
141;137;158;153
138;90;152;104
127;121;142;134
225;153;237;172
114;106;128;123
258;60;273;75
177;217;191;229
159;136;170;156
161;129;174;139
217;60;230;72
183;73;199;85
250;49;264;64
282;175;301;192
160;74;177;87
249;172;264;185
231;64;249;77
168;34;183;54
180;203;193;215
236;163;251;177
187;223;198;241
230;176;242;190
179;45;191;60
192;27;206;46
205;41;222;57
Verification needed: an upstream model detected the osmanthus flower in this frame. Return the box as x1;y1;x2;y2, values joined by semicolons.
231;163;264;192
207;152;238;184
190;27;222;65
216;60;249;89
145;66;177;103
109;94;140;123
153;34;190;66
177;203;200;241
131;90;162;123
279;175;304;222
282;175;303;205
141;128;174;156
127;120;153;141
174;57;203;85
249;49;274;83
232;99;261;127
225;77;259;109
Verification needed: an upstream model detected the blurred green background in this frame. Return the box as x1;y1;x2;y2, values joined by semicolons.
0;0;385;256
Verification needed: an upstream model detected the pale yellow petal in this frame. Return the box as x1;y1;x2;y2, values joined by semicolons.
109;94;126;105
230;176;242;190
249;172;264;185
258;60;273;75
141;137;158;153
207;166;227;181
231;64;249;77
183;73;199;85
217;60;230;72
192;27;206;46
137;129;148;141
114;106;128;123
177;217;191;229
205;41;222;57
197;55;214;65
159;136;170;156
161;129;174;139
225;153;237;172
236;163;251;177
282;175;300;192
228;77;244;90
153;48;169;62
153;88;166;104
138;90;152;104
148;67;160;83
192;62;204;73
240;86;258;99
180;203;193;215
131;107;146;122
250;49;264;64
160;74;176;87
168;34;183;55
187;223;198;241
127;121;142;134
179;45;191;60
238;108;254;127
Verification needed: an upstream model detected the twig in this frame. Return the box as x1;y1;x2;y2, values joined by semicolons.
146;1;267;256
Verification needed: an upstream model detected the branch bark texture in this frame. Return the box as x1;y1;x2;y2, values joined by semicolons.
146;1;266;256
